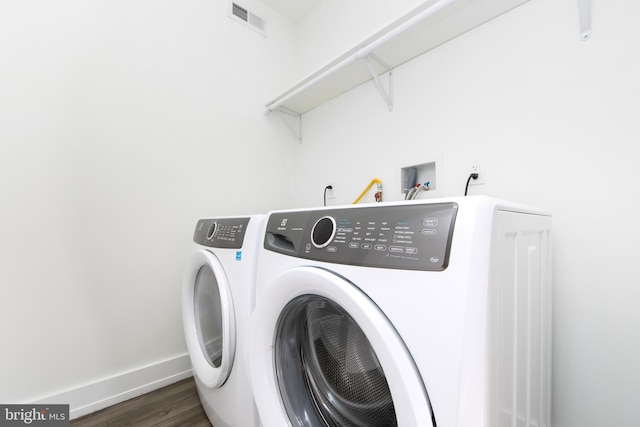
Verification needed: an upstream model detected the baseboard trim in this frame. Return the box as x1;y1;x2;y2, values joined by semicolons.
35;353;193;420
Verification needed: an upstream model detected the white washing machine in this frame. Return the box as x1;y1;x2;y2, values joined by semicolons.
182;215;263;427
249;196;552;427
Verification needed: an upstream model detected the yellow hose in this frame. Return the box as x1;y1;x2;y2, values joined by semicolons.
352;178;382;204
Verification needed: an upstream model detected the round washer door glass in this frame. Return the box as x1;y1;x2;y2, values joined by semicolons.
276;295;396;427
194;264;224;367
182;249;235;389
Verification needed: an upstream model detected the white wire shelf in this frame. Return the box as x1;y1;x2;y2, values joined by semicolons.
265;0;532;117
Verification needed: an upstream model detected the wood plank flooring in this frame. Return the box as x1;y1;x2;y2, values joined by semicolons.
70;377;212;427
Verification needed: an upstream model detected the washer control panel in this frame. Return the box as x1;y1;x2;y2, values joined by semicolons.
194;217;250;249
264;203;457;271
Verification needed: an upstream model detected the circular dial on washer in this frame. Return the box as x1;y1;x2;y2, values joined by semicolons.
206;222;218;240
311;216;336;248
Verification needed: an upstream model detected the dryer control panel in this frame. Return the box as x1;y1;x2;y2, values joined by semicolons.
194;217;250;249
264;203;457;271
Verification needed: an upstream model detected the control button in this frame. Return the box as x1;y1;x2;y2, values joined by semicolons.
361;243;372;250
327;246;337;253
421;229;437;235
389;246;404;253
305;243;312;251
423;218;438;227
374;244;387;251
349;242;359;249
406;247;419;254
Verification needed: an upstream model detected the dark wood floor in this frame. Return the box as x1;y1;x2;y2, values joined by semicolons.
70;377;212;427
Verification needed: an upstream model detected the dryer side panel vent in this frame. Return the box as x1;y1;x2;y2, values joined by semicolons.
229;2;266;36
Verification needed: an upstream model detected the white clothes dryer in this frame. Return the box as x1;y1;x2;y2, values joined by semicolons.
182;215;263;427
249;196;552;427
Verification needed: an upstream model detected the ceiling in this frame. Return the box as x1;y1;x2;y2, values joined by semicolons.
259;0;322;23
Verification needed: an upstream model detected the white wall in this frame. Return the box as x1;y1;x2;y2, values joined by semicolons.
291;0;640;426
0;0;296;409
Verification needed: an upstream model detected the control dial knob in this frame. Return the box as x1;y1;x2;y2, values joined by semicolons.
311;216;337;248
206;222;218;240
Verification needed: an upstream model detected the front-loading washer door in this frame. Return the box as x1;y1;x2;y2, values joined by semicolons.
250;266;435;427
182;249;236;389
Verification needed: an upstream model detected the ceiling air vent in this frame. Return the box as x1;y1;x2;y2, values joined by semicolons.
229;2;266;36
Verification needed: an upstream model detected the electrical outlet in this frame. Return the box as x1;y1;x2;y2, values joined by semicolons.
325;185;335;199
468;160;485;185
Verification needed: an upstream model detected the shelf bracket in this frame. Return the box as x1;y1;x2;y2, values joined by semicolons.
579;0;591;41
363;54;393;111
275;108;302;142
